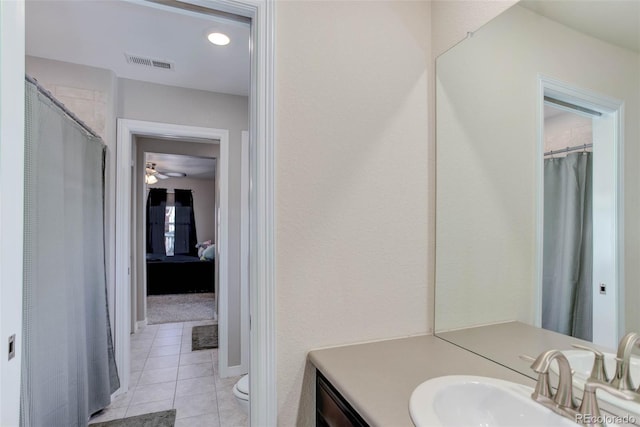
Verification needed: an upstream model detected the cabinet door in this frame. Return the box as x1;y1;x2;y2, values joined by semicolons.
316;371;368;427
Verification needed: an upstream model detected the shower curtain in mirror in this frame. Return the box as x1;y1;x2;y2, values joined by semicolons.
542;152;592;341
21;80;119;427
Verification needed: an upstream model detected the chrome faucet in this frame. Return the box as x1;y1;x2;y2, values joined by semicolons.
524;348;639;426
577;378;638;426
524;335;640;426
611;332;640;391
529;350;577;411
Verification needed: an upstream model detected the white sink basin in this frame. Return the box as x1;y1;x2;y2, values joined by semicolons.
559;350;640;385
555;350;640;416
409;375;577;427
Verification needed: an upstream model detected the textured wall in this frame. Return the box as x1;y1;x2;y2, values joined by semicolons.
431;0;517;58
275;1;430;425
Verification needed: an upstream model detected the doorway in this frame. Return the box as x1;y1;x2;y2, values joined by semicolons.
116;119;242;381
536;76;624;350
2;0;274;424
142;151;218;325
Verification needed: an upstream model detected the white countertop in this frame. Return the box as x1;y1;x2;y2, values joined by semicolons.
308;334;535;427
436;321;609;379
309;323;639;426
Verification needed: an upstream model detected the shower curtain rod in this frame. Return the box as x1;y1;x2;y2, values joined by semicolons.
544;96;602;117
25;74;101;139
544;143;593;157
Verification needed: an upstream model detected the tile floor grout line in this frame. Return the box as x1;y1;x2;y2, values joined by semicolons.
213;350;222;427
172;324;183;411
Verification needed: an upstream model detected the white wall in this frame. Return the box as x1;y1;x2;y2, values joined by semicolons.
275;2;430;425
434;4;640;332
431;0;517;58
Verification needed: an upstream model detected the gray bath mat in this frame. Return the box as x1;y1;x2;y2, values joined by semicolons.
91;409;176;427
192;324;218;350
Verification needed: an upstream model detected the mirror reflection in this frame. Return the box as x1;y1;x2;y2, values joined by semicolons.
434;0;639;367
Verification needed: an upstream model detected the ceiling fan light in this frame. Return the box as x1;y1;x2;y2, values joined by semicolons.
164;172;187;177
145;174;158;185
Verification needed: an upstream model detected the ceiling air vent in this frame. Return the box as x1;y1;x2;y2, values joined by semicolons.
125;54;174;71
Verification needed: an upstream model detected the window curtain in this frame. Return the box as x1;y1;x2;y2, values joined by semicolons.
542;152;593;341
21;79;119;427
174;189;198;256
146;188;167;255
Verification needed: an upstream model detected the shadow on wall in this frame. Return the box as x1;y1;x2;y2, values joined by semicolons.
296;362;316;427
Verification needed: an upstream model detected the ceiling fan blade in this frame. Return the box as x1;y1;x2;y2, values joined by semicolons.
156;173;169;180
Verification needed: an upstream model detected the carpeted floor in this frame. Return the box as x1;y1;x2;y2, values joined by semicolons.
147;293;216;324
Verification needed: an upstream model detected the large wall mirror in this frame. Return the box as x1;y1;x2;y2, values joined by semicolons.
434;0;639;375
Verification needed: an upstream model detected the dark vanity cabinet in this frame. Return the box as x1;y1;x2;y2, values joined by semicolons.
316;371;369;427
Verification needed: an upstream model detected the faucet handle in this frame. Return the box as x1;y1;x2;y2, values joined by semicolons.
578;379;639;422
571;343;604;358
571;344;610;382
520;354;553;399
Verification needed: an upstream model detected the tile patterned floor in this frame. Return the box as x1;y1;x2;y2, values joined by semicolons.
89;320;248;427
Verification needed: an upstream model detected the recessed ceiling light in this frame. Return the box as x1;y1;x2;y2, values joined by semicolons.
208;32;230;46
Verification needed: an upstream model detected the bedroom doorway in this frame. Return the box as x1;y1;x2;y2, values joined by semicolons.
117;119;249;381
141;151;218;326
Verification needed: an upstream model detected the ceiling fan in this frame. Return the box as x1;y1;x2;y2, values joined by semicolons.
145;162;168;185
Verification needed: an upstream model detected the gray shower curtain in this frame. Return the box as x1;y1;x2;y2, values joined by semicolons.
21;80;119;426
542;152;593;341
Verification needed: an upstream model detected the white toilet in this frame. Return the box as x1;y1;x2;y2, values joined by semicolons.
233;374;249;412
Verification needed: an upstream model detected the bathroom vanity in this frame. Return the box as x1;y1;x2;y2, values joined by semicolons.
309;333;535;426
309;322;640;426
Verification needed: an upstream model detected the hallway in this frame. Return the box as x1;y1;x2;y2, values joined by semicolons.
89;321;247;426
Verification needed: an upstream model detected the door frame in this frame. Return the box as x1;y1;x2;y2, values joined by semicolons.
240;131;250;374
535;74;624;349
0;0;275;424
116;119;232;387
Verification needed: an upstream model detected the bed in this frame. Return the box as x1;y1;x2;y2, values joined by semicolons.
146;253;215;295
